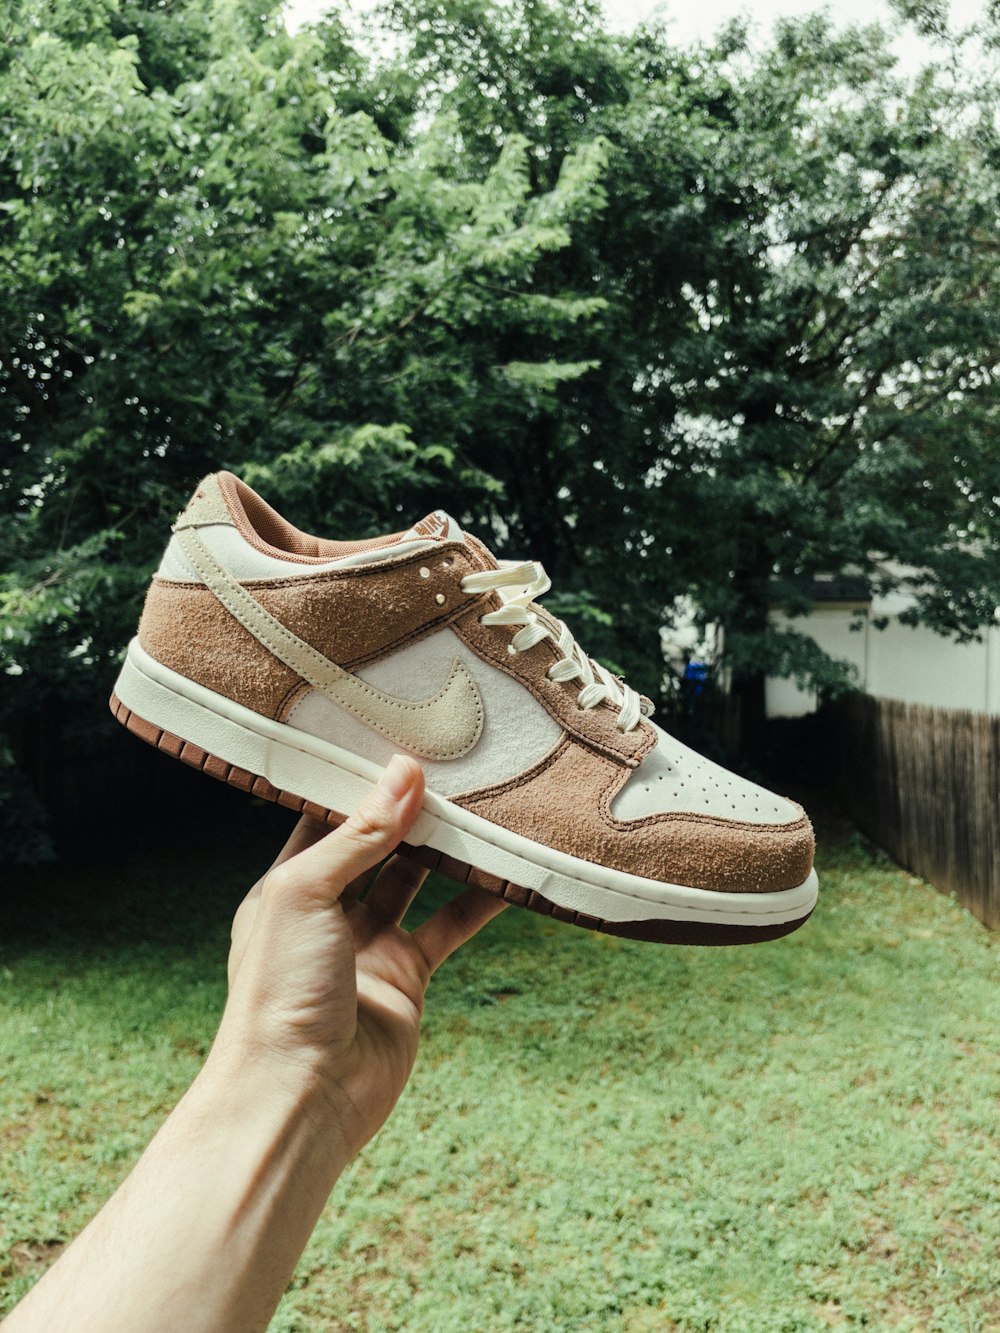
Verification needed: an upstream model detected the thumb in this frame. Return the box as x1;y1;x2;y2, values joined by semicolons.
267;755;426;908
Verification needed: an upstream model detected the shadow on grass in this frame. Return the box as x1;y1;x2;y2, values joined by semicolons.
0;752;472;963
2;758;287;958
0;760;977;974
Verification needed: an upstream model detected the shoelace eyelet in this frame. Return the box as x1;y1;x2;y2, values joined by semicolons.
462;560;643;732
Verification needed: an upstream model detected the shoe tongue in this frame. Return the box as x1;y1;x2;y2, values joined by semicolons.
399;509;466;544
398;508;500;571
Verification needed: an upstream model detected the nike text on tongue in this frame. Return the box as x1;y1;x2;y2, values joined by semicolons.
403;510;465;542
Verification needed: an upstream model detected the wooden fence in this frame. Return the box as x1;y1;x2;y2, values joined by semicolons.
828;693;1000;930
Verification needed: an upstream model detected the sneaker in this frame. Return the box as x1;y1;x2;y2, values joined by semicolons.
110;473;817;944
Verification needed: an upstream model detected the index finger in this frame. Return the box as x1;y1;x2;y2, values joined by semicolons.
411;886;508;973
263;757;425;910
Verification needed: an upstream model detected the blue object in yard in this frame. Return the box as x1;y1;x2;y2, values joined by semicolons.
684;661;709;697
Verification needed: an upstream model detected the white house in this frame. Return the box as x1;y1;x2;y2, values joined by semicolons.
765;569;1000;718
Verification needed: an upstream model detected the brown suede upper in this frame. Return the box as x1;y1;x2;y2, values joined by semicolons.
139;578;301;718
138;545;657;766
140;538;482;677
135;474;815;894
453;736;815;892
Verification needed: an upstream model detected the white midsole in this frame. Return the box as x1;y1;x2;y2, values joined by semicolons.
114;639;819;927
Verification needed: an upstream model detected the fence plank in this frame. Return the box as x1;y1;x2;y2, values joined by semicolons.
831;695;998;930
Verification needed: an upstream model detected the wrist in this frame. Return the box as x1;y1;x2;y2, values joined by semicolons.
197;1036;357;1176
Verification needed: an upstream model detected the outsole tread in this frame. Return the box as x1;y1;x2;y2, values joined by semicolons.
108;691;812;945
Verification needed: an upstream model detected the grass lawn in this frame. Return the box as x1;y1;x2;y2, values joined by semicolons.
1;785;997;1331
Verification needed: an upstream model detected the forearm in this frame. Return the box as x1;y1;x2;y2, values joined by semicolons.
4;1051;350;1333
4;764;491;1333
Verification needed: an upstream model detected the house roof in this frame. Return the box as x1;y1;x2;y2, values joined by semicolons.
770;573;872;605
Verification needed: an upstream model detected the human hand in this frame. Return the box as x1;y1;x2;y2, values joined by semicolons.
213;755;506;1161
1;758;506;1333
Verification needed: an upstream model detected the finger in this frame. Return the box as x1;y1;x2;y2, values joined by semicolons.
240;815;328;909
269;814;329;871
341;866;376;904
241;814;333;913
363;853;430;926
228;892;260;986
411;885;508;974
264;755;425;910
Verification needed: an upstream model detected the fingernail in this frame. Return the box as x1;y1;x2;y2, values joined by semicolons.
377;754;413;802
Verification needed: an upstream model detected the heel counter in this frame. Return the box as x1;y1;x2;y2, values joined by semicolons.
136;474;300;718
136;577;180;661
136;578;300;720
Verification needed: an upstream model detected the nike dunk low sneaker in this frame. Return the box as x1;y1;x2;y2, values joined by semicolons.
110;473;817;944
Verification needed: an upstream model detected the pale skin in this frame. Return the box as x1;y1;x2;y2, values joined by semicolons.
3;754;506;1333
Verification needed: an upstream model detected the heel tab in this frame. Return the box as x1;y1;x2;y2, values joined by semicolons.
173;474;235;532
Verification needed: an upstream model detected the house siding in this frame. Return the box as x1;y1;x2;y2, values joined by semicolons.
767;603;1000;717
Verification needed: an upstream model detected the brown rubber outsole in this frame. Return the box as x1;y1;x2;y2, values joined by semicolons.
109;691;812;946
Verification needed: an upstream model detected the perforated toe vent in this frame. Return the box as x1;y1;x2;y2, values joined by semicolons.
611;724;799;825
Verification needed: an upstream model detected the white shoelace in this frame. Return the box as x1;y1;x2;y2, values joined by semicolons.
461;560;651;733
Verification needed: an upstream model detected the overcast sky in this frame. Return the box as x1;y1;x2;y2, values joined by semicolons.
283;0;987;73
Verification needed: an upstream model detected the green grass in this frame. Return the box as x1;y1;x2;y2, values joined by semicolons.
1;792;997;1331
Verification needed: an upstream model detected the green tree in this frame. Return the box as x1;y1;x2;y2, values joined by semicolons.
380;0;1000;736
4;0;1000;854
0;0;608;853
661;15;1000;738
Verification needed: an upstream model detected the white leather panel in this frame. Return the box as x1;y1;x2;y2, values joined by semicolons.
156;524;435;582
286;629;563;797
612;721;799;825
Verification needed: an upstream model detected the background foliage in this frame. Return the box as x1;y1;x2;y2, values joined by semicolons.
3;0;1000;854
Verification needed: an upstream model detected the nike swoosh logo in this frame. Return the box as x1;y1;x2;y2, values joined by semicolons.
174;525;485;761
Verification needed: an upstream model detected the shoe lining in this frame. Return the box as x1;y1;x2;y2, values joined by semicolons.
217;473;405;564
